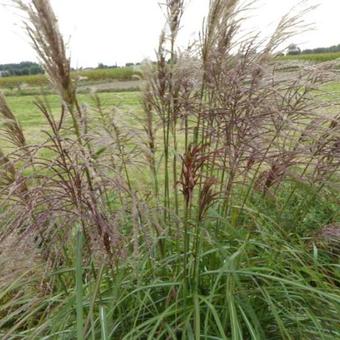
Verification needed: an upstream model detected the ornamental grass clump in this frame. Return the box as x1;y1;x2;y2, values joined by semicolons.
0;0;339;338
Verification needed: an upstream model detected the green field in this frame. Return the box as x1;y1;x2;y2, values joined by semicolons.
4;80;340;145
278;51;340;62
0;66;138;89
3;91;141;146
2;51;340;92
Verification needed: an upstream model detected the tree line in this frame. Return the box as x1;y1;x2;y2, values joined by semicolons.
0;61;44;77
301;44;340;55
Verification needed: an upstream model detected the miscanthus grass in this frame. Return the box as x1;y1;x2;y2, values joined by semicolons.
0;0;339;339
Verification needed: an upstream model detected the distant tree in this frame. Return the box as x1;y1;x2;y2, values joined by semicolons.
287;43;301;55
125;62;134;67
29;65;42;75
97;63;107;69
302;43;340;54
21;68;30;75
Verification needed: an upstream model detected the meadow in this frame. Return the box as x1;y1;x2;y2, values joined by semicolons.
278;51;340;63
0;1;339;339
4;82;340;146
4;92;141;146
0;66;137;90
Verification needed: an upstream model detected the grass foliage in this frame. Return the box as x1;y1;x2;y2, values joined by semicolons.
0;0;339;339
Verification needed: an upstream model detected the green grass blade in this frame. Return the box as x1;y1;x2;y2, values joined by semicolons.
75;225;84;340
100;305;109;340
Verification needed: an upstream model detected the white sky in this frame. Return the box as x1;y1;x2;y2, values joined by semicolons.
0;0;339;67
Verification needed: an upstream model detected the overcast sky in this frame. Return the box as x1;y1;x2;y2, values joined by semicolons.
0;0;339;67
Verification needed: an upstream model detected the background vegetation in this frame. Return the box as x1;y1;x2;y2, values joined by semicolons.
302;43;340;54
0;66;137;90
278;51;340;62
0;61;43;76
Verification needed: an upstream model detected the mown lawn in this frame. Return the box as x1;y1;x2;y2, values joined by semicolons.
5;80;340;146
4;91;142;145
